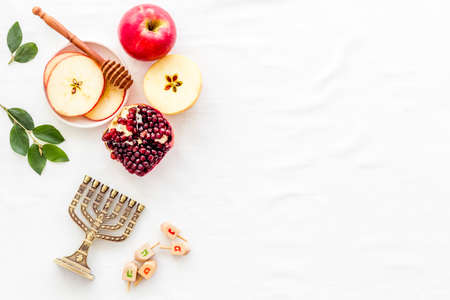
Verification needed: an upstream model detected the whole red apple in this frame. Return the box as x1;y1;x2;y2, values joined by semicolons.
118;4;176;61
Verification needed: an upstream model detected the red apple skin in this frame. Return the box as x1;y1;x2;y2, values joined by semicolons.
118;4;176;61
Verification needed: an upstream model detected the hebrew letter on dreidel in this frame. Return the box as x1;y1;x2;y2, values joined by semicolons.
134;242;160;262
160;241;190;256
122;261;138;282
139;260;157;279
161;222;187;241
54;175;145;280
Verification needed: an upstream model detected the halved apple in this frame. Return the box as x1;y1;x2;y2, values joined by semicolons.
143;54;202;115
84;81;126;121
43;52;80;87
46;54;105;117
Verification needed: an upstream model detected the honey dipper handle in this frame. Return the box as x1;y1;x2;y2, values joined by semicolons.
32;6;105;65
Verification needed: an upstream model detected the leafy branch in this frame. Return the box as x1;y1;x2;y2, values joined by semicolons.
1;104;69;175
7;22;38;64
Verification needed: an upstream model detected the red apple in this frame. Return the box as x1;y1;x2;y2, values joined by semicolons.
118;4;176;61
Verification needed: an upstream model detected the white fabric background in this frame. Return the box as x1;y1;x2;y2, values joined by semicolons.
1;0;450;299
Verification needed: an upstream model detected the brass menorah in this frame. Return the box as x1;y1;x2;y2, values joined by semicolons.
54;175;145;280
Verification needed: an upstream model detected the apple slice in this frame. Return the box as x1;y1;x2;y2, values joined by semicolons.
43;52;80;87
46;54;105;117
143;54;202;115
84;81;126;121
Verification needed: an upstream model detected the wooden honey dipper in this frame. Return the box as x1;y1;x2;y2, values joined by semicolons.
32;6;133;90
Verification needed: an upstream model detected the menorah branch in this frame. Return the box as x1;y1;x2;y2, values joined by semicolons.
96;204;145;241
105;195;127;219
92;183;109;214
80;180;101;225
68;177;93;233
100;204;132;230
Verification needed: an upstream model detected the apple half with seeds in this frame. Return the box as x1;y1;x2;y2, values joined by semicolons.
143;54;202;114
102;104;174;176
46;54;105;117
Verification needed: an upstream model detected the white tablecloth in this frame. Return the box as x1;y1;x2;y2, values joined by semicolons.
1;0;450;299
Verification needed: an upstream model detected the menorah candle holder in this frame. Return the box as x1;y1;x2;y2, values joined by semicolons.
54;175;145;280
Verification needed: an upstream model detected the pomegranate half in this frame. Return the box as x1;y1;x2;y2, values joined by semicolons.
102;104;174;176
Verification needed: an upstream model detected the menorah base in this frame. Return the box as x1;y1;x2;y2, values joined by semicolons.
54;257;95;280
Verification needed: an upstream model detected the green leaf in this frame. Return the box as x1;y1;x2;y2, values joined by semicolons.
33;125;65;144
14;42;38;63
27;144;46;175
42;144;69;162
9;124;29;156
7;22;22;53
8;108;34;130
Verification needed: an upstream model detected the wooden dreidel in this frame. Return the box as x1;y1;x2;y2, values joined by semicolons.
160;241;191;256
134;241;160;262
122;261;138;290
161;222;187;241
134;260;157;286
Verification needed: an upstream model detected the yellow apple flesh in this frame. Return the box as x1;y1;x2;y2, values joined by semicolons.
46;54;105;117
143;54;202;115
84;81;126;121
43;52;80;87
